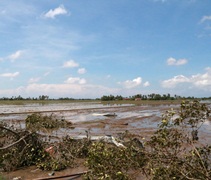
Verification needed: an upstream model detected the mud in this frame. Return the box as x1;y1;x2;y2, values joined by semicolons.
1;102;211;179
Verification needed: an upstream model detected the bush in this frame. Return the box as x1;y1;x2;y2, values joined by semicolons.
25;113;70;131
84;140;146;179
144;100;211;179
0;130;47;171
1;100;211;179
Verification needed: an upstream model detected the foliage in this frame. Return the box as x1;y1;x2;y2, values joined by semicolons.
25;113;70;131
1;113;73;172
37;136;92;171
1;100;211;180
84;139;146;180
144;100;211;179
0;130;47;172
0;125;92;172
84;100;210;179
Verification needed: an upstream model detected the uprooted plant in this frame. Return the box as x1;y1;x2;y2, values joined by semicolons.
0;126;47;172
144;100;211;179
37;136;92;171
84;138;146;180
83;100;211;179
0;113;74;172
25;113;71;131
1;100;211;180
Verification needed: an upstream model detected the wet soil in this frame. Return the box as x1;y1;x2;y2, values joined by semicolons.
1;103;211;179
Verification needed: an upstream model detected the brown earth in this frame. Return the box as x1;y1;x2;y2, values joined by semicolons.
1;103;211;180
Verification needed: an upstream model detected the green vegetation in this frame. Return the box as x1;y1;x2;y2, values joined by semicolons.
0;100;211;179
100;93;211;101
25;113;70;131
84;100;211;179
144;100;211;179
84;138;146;179
0;93;211;104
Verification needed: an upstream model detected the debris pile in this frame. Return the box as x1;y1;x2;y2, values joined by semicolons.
1;100;211;180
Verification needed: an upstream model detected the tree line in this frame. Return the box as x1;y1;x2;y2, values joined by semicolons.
0;94;211;101
0;95;50;101
0;95;94;101
100;93;211;101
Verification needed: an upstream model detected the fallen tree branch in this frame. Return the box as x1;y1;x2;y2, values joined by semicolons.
0;126;20;138
0;133;32;150
32;171;89;180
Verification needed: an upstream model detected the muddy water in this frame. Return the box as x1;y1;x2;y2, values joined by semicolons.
1;102;210;141
1;102;211;179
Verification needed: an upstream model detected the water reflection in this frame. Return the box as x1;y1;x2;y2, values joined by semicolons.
1;102;210;139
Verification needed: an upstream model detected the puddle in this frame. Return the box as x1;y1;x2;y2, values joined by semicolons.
201;120;211;133
1;102;211;141
130;116;160;128
0;102;133;114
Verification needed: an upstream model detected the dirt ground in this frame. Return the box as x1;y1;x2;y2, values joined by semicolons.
1;103;211;180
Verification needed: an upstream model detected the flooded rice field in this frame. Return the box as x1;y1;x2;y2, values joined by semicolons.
1;101;211;179
1;101;211;144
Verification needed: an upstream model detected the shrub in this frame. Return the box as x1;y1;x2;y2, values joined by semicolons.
144;100;211;179
0;130;47;172
25;113;69;131
84;140;146;179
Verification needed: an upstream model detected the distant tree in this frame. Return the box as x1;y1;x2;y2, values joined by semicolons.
162;94;167;100
115;95;123;100
39;95;49;100
154;94;162;100
16;95;23;100
132;94;142;100
101;95;116;101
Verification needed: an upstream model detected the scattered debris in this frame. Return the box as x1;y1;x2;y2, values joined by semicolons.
12;177;22;180
103;113;117;117
191;130;199;141
92;113;117;117
48;171;55;176
33;171;89;180
45;146;54;155
99;135;126;147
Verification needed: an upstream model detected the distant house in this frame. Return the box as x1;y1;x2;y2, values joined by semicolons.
135;98;142;101
124;98;131;100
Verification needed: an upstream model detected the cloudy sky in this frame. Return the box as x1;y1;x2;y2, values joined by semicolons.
0;0;211;98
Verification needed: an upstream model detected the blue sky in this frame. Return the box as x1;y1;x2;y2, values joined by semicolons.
0;0;211;98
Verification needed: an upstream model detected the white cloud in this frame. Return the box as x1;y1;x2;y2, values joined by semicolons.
44;5;68;19
120;77;142;89
8;50;23;62
190;68;211;88
200;15;211;23
167;57;188;66
0;72;20;78
64;77;87;84
0;50;23;62
78;68;87;74
143;81;150;87
161;67;211;91
28;77;40;84
161;75;190;88
62;60;79;68
0;83;120;99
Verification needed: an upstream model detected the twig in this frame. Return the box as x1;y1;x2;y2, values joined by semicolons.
192;144;209;177
0;126;20;138
0;133;32;150
32;171;89;180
